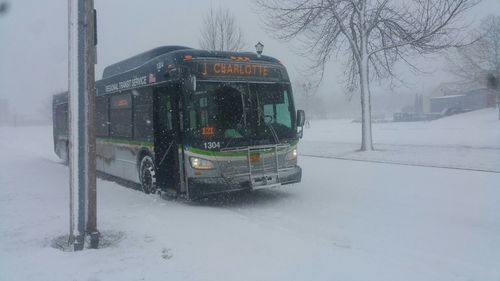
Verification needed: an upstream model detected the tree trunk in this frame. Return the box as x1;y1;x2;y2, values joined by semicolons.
358;2;373;151
359;52;373;151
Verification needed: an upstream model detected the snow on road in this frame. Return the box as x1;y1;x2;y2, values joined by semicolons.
1;120;499;281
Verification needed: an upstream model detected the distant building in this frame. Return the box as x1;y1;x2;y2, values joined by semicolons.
429;88;496;114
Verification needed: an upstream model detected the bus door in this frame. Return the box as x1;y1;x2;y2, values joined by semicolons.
154;85;180;192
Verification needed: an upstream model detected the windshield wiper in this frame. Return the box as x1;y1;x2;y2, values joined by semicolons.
266;122;280;144
257;107;280;144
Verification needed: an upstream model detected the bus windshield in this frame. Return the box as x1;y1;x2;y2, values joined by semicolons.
185;82;296;146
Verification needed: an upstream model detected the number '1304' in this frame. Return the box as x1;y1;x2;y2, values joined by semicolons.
204;142;221;150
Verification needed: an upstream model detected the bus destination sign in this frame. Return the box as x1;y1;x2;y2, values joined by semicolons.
197;62;282;80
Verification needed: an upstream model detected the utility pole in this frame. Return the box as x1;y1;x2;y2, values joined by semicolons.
68;0;98;251
86;0;98;249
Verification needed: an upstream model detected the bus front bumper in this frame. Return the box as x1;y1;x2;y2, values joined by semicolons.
187;166;302;199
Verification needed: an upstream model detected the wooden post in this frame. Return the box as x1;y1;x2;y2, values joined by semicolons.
68;0;97;251
86;0;99;249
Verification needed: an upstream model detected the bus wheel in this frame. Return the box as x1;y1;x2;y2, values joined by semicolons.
139;155;156;194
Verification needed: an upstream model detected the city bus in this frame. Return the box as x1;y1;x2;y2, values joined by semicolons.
53;46;305;199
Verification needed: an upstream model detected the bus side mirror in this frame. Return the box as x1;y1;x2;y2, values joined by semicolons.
297;110;305;127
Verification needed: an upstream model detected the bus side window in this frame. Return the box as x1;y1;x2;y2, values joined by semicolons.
96;96;109;137
110;93;132;138
159;95;173;132
133;89;153;141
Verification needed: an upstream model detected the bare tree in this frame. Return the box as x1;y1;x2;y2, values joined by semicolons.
293;80;316;108
256;0;478;151
0;1;9;16
199;7;245;52
293;80;317;126
447;15;500;89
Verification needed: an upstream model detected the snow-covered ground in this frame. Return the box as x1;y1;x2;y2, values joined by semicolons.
1;109;499;281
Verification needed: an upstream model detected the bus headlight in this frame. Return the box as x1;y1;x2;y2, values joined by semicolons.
286;148;298;161
190;157;215;170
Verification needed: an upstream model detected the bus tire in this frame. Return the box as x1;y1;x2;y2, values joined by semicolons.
139;155;156;194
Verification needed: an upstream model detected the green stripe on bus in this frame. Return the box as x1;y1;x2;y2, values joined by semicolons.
96;137;154;147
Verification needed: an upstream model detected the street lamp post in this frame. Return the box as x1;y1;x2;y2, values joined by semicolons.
255;42;264;58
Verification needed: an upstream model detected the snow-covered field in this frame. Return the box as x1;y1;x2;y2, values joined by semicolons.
302;108;500;172
1;109;499;281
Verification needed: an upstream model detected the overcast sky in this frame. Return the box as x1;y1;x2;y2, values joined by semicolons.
1;0;499;116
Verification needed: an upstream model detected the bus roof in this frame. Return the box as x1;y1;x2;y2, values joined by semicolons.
101;45;283;80
102;46;192;79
